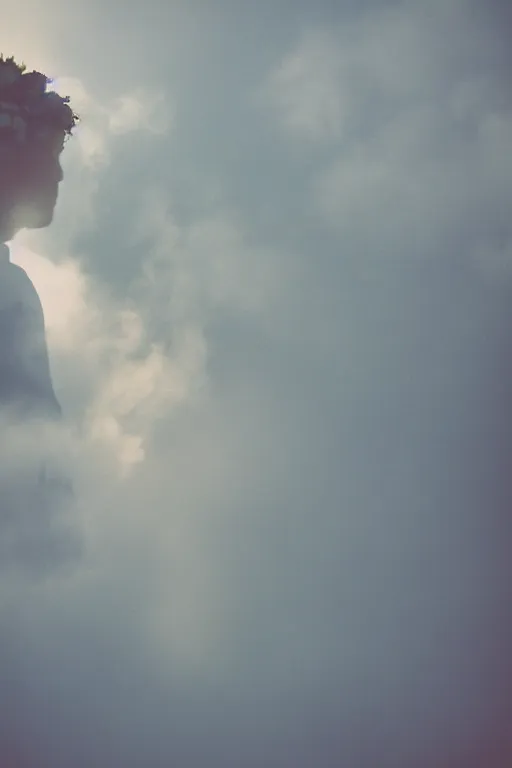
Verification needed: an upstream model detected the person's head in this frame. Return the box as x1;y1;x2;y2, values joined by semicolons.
0;55;78;241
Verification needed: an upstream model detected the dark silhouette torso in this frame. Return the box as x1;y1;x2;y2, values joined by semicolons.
0;245;61;421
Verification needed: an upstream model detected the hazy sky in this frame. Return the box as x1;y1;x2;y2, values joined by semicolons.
2;1;512;766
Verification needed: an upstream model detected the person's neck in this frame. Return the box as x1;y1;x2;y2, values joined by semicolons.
0;211;19;242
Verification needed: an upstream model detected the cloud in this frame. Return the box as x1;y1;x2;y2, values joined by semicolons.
2;1;512;766
108;89;172;136
290;5;512;285
258;29;346;143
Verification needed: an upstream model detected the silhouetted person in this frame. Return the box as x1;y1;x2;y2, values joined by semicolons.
0;242;61;421
0;56;77;422
0;55;78;564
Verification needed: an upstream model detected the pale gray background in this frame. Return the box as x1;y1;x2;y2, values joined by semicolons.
1;1;512;765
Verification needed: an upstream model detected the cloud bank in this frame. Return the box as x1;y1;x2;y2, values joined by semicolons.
2;1;512;766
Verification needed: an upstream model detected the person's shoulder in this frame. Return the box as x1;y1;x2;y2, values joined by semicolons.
8;261;35;283
0;259;33;283
0;261;41;312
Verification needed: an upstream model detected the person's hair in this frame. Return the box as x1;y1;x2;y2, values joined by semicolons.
0;55;79;236
0;54;79;154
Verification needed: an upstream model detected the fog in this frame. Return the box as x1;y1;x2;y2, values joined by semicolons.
1;1;512;765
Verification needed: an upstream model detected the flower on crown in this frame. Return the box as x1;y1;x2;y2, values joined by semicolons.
0;54;79;151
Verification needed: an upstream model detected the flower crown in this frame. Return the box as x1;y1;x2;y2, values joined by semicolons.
0;54;79;155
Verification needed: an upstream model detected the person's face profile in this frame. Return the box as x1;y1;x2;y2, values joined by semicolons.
0;58;76;238
9;137;65;230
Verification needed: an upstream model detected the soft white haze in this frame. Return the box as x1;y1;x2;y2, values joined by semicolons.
1;1;512;766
